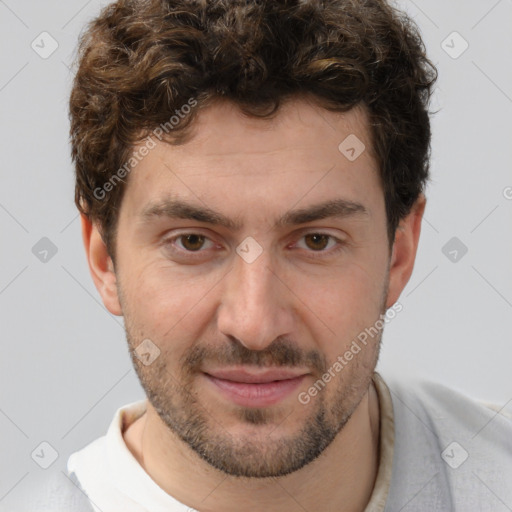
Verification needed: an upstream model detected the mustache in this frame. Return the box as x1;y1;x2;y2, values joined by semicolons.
181;336;327;375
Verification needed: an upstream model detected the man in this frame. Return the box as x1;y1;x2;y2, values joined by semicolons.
29;0;511;510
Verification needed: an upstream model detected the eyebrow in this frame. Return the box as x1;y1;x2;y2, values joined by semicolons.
139;197;369;231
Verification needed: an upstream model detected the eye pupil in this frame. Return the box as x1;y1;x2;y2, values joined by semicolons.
182;234;205;251
305;234;329;251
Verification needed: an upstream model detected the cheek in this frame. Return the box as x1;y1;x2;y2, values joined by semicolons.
120;260;219;339
295;260;385;325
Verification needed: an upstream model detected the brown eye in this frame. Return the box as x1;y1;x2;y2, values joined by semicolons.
304;234;330;251
179;234;206;251
294;232;346;259
163;232;218;261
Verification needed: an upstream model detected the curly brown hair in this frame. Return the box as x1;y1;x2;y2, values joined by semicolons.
69;0;437;263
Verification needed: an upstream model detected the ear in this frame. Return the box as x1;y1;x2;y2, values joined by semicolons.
385;194;426;308
80;213;122;316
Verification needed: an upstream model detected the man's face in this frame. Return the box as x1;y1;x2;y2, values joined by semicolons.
112;97;392;477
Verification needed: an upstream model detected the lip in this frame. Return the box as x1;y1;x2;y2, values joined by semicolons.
202;367;309;407
204;367;308;383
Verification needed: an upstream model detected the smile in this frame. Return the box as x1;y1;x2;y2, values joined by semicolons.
202;368;309;407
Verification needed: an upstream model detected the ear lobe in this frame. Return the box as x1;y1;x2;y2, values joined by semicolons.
80;213;122;316
385;194;426;308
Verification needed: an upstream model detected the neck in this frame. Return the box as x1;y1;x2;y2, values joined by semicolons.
124;380;380;512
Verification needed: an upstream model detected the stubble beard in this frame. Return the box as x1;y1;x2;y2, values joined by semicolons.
119;272;388;478
125;328;382;478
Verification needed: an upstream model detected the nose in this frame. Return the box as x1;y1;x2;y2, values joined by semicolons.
216;243;295;351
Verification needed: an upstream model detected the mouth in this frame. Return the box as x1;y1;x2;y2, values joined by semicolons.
202;367;309;408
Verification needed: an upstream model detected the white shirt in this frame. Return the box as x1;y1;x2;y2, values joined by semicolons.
66;373;512;511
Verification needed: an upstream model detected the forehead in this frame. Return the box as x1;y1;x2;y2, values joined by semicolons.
173;97;376;161
120;97;382;223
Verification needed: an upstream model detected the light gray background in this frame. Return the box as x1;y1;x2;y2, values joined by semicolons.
0;0;511;507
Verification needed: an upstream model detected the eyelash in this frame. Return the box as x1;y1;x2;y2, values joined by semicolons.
163;232;346;260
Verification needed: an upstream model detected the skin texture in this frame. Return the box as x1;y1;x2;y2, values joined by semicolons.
82;96;425;512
